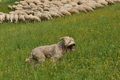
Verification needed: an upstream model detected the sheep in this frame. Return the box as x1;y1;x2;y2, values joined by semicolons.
34;11;42;19
94;0;108;6
41;0;51;5
68;2;78;7
25;14;41;22
80;4;94;11
49;11;61;17
5;13;10;22
0;12;5;22
26;0;34;3
32;16;41;22
9;13;19;23
49;7;64;17
14;2;20;5
68;8;79;14
14;10;27;15
20;2;28;6
51;1;64;6
12;4;23;10
84;2;96;9
88;1;105;8
8;5;13;10
105;0;115;4
31;15;41;22
13;14;19;23
31;8;38;11
33;1;42;5
0;13;5;23
64;4;73;9
59;9;71;16
26;10;34;14
77;0;87;4
24;14;31;21
18;14;25;21
23;5;31;10
29;2;36;6
19;1;27;4
41;11;53;20
15;7;23;10
9;13;14;23
74;5;87;12
61;0;68;4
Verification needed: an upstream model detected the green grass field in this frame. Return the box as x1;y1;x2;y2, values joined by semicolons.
0;1;120;80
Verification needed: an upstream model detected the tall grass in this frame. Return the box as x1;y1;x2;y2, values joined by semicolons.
0;1;120;80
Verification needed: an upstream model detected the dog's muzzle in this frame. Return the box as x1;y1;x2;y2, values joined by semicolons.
67;44;75;51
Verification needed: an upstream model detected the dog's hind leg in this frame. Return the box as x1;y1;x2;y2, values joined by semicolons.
34;54;46;66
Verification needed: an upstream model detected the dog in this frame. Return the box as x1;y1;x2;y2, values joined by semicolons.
25;36;75;65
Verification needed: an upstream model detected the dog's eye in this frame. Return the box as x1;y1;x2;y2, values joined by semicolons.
68;41;71;43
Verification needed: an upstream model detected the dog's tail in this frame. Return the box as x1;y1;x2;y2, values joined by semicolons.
25;53;34;63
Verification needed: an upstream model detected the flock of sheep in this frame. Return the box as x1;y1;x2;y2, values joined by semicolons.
0;0;120;23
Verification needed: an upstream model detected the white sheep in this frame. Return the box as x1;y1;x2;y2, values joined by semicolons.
24;14;41;22
0;12;5;21
49;8;64;17
19;14;25;21
8;5;13;10
9;13;14;23
88;1;105;8
5;13;10;22
68;8;79;14
80;4;94;11
51;1;64;6
34;11;42;18
0;13;5;24
105;0;115;4
59;9;71;16
8;13;19;23
68;2;78;7
84;2;96;9
41;11;53;20
59;6;72;15
14;2;20;5
22;5;31;10
49;11;61;17
74;5;87;12
14;14;19;23
32;15;41;22
24;14;31;21
95;0;108;6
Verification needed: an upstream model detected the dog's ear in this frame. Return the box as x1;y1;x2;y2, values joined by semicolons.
60;36;70;41
60;37;67;41
60;37;64;41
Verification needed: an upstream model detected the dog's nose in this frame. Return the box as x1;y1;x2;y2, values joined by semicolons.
72;44;75;46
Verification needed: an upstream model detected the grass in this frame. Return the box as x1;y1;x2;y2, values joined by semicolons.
0;1;120;80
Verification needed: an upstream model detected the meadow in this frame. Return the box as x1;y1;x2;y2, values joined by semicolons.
0;0;120;80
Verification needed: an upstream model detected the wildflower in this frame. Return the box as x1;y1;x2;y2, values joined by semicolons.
110;61;113;62
116;63;118;65
102;57;104;58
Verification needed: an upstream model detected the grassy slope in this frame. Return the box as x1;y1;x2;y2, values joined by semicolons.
0;1;120;80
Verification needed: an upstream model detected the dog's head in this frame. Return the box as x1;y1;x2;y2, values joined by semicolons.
60;36;75;51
